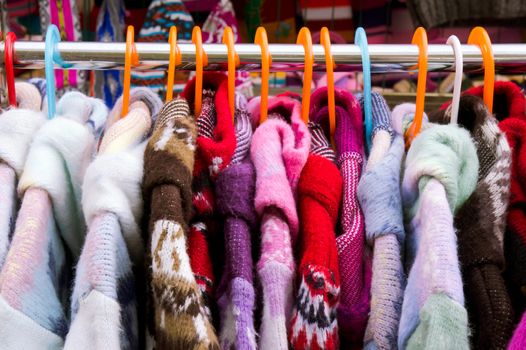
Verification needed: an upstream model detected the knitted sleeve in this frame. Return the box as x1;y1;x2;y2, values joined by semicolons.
289;154;342;350
399;124;479;350
215;160;257;350
359;136;406;350
143;98;219;349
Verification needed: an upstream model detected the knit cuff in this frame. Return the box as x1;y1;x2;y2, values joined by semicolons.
215;161;257;227
106;87;162;133
356;91;393;137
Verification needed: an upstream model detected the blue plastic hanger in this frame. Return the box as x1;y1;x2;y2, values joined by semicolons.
44;25;71;119
355;27;372;153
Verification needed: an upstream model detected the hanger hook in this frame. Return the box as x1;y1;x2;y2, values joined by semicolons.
404;27;428;148
355;27;372;152
44;25;71;119
320;27;336;146
468;27;494;113
4;32;17;107
446;35;463;124
166;26;181;103
222;26;239;123
297;27;314;124
255;26;272;124
122;26;139;118
192;26;208;117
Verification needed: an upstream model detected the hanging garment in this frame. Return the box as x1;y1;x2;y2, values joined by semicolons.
94;0;125;108
38;0;86;95
64;88;162;350
289;119;342;350
0;82;45;269
454;82;526;318
0;92;108;349
309;87;369;348
182;73;237;320
215;98;258;350
430;94;514;350
142;97;220;349
201;0;253;97
248;95;310;350
357;93;406;350
446;81;526;349
131;0;194;97
394;104;478;350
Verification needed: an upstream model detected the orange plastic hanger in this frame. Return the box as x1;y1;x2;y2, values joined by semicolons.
222;26;239;122
404;27;428;148
468;27;494;113
122;25;139;118
166;26;181;102
297;27;314;123
192;26;208;117
255;27;271;124
320;27;336;145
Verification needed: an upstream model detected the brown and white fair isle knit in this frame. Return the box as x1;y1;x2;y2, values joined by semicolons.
429;95;514;350
143;98;220;349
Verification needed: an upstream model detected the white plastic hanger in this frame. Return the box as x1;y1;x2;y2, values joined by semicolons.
446;35;463;125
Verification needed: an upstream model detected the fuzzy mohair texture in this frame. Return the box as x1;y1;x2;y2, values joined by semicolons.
250;95;310;350
0;92;108;349
142;97;220;349
65;94;161;350
0;82;46;269
394;104;478;350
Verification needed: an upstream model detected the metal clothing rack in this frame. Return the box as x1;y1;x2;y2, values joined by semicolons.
1;41;526;74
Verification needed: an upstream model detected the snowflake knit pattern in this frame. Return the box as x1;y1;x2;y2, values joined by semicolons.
289;119;342;350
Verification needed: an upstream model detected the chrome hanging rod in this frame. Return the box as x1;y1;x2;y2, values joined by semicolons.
1;41;526;74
